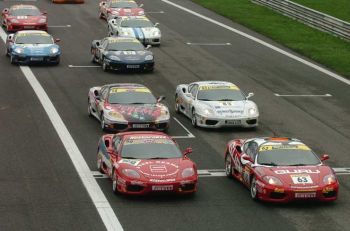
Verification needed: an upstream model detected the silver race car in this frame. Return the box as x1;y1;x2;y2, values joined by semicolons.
107;16;161;46
175;81;259;128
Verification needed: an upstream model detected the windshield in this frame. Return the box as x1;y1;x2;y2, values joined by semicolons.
121;137;182;159
10;8;41;16
197;86;245;101
110;2;138;8
108;88;157;104
15;34;53;44
107;41;144;51
257;144;321;166
121;19;153;28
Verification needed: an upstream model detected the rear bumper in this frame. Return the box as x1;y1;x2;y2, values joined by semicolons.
195;114;258;128
104;120;169;132
6;23;47;32
104;59;154;71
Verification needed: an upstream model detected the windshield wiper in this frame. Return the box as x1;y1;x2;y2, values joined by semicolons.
218;99;236;101
122;157;138;159
198;99;213;101
259;162;278;166
287;164;307;166
149;157;168;159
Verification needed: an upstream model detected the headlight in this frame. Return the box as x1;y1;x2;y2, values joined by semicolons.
248;107;257;115
50;47;59;54
108;111;124;120
138;11;144;15
145;55;153;61
263;176;283;186
38;18;46;23
202;108;215;116
152;30;160;37
10;19;19;23
323;174;337;185
121;31;131;37
108;55;121;61
157;109;170;121
182;168;195;178
111;11;119;15
122;169;140;179
14;47;24;54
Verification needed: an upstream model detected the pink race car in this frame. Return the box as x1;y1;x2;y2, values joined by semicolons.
99;0;144;20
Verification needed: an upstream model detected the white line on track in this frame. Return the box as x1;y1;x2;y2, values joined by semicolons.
0;28;123;231
274;93;332;97
162;0;350;86
68;65;100;68
48;25;71;28
146;11;165;14
186;42;231;46
172;117;195;138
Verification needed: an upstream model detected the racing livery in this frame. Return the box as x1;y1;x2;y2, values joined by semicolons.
108;16;161;46
2;5;47;32
91;37;154;72
88;83;170;131
225;137;339;202
97;131;198;195
175;81;259;128
6;30;61;65
99;0;144;20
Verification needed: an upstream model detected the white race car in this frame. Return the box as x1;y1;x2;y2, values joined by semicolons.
107;16;161;46
175;81;259;128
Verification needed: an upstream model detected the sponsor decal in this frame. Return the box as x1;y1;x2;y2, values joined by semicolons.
110;87;150;93
124;138;173;145
291;174;313;184
150;165;167;173
259;144;310;152
199;85;239;90
118;159;141;166
274;169;320;174
17;33;49;37
137;161;179;178
149;178;176;183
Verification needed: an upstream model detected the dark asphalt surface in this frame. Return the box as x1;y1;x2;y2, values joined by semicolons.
0;0;349;230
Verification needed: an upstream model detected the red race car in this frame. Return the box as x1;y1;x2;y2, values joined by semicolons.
2;5;47;32
225;137;339;202
99;0;144;20
97;131;198;195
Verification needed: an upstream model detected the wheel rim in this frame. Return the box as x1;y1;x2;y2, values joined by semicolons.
112;173;117;192
191;111;196;126
251;178;257;199
225;156;232;176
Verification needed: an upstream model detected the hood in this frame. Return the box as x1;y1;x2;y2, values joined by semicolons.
122;27;159;38
109;103;163;122
8;15;46;24
13;44;59;56
106;50;151;62
200;100;248;117
259;165;333;188
110;8;144;16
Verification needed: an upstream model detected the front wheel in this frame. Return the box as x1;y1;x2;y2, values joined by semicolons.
191;109;197;127
175;95;180;114
250;177;258;201
97;154;103;173
100;113;107;131
10;55;17;65
112;169;118;194
225;155;233;178
102;59;109;72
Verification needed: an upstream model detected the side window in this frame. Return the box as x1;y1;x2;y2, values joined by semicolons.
190;85;198;98
102;40;108;49
246;142;258;160
100;87;109;100
113;136;122;152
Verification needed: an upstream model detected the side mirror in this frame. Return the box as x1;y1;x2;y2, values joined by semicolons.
54;38;60;43
2;8;9;14
104;139;110;147
242;155;253;163
154;23;159;27
7;34;14;42
246;92;254;99
184;93;193;98
236;146;242;153
183;147;192;155
111;19;116;24
95;41;100;47
157;95;165;102
321;154;329;161
145;44;151;50
42;11;47;15
182;87;187;93
100;1;106;6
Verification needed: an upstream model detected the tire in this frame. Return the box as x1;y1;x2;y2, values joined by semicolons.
191;109;197;127
5;48;9;57
97;154;103;173
174;95;180;114
112;169;118;194
100;113;107;131
90;53;96;63
225;155;233;178
102;59;109;72
99;12;103;19
88;99;93;117
250;176;258;201
10;55;17;65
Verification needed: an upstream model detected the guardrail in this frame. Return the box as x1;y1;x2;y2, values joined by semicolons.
252;0;350;41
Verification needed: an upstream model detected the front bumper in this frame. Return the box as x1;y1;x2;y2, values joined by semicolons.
104;59;154;71
255;180;339;202
11;54;60;64
6;23;47;32
104;119;169;132
116;177;198;195
195;114;258;128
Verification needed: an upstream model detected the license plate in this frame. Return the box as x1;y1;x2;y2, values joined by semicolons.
132;124;149;128
295;192;316;198
30;57;43;61
24;26;35;29
127;65;140;69
152;185;173;191
225;120;241;125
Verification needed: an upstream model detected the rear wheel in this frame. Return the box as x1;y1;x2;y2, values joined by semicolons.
112;169;118;194
225;155;233;178
250;177;258;200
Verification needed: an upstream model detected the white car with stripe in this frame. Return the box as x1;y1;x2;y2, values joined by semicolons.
108;16;161;46
175;81;259;128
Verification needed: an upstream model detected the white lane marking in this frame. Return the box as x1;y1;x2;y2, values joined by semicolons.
0;28;123;231
146;11;165;14
162;0;350;86
274;93;332;97
186;42;231;46
68;65;100;68
48;25;72;28
333;167;350;175
172;117;195;138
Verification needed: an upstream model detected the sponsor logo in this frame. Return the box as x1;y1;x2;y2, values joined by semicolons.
150;165;167;173
274;169;320;174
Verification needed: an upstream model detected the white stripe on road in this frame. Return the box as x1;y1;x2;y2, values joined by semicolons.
186;42;231;46
162;0;350;86
68;65;100;68
0;28;123;231
48;25;72;28
172;117;195;138
146;11;165;14
274;93;332;97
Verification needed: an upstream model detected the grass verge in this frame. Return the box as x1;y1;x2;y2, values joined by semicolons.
191;0;350;78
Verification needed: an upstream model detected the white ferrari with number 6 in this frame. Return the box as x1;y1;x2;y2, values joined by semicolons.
175;81;259;128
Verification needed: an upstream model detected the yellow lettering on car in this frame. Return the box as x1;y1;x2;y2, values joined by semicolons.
199;85;239;91
259;144;311;152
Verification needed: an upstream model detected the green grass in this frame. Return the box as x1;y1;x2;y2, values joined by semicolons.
292;0;350;22
192;0;350;78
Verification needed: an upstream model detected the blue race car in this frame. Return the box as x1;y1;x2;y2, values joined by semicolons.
6;30;61;65
90;37;154;72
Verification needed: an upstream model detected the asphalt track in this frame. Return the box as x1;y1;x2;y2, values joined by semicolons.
0;0;350;230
